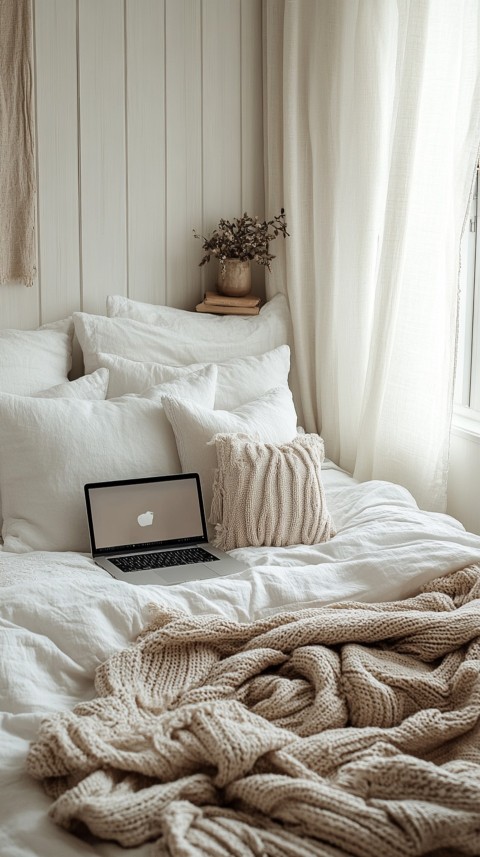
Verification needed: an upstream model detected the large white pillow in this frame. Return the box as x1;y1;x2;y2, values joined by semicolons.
74;294;291;373
0;368;109;546
95;346;290;410
107;292;288;330
162;386;298;520
0;318;73;394
0;366;217;553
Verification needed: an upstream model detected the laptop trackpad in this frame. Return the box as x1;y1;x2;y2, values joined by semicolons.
155;565;218;585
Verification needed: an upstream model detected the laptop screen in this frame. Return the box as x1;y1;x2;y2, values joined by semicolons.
84;474;207;556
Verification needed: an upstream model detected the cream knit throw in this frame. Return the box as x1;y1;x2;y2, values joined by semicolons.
0;0;36;286
27;565;480;856
210;432;335;549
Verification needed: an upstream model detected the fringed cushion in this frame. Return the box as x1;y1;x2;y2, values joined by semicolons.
210;433;335;550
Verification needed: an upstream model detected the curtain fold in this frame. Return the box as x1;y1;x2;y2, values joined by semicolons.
264;0;480;511
0;0;36;286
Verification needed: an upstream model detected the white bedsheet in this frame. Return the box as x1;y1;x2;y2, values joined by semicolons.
2;469;480;857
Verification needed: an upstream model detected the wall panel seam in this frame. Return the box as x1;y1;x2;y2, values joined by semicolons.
76;0;84;311
164;0;168;305
124;0;130;298
32;0;42;322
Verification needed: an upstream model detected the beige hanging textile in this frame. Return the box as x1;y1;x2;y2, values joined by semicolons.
0;0;36;286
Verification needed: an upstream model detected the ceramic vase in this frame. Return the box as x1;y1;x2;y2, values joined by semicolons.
217;258;252;297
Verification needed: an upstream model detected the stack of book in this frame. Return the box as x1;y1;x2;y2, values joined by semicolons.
195;291;261;316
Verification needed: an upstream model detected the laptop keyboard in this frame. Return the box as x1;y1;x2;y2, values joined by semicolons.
110;547;219;573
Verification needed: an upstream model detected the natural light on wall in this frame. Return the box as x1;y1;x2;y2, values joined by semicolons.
455;164;480;416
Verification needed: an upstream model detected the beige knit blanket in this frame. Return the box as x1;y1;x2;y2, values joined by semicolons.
0;0;36;285
27;566;480;856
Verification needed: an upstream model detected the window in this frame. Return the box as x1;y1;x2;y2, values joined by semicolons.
455;165;480;414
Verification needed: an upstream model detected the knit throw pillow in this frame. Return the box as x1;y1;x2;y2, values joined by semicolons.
210;433;335;550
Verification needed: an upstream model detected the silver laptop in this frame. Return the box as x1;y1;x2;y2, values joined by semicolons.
84;473;245;585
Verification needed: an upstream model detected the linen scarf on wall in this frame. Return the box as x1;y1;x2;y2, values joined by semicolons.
0;0;36;286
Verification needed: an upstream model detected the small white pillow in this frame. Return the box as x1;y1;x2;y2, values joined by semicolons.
74;294;291;373
95;346;290;410
210;433;336;550
0;318;73;394
0;366;217;553
162;386;298;520
32;368;109;400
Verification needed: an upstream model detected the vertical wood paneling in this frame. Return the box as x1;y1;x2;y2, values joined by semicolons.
202;0;242;293
0;282;39;329
1;0;265;328
241;0;264;214
165;0;203;309
241;0;265;297
35;0;80;322
78;0;127;315
126;0;166;306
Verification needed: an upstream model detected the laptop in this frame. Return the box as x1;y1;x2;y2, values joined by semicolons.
84;473;245;585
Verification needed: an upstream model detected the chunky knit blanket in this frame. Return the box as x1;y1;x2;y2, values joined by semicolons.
27;566;480;856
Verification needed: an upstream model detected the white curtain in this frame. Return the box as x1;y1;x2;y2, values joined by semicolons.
264;0;480;511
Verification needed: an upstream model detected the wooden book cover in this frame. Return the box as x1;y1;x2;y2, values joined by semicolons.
204;290;261;308
195;301;260;316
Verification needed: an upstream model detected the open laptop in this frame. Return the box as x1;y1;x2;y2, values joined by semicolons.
84;473;245;585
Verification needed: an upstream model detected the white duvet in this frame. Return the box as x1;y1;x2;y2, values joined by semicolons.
2;466;480;857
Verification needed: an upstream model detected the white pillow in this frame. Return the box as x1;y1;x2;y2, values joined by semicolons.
0;368;109;546
0;366;217;553
0;317;73;394
32;368;109;400
93;353;187;397
74;294;291;373
107;292;288;329
162;386;298;521
210;433;335;550
95;346;291;410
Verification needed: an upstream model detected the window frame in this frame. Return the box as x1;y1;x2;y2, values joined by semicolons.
454;166;480;421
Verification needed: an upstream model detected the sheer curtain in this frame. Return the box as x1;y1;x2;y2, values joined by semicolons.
263;0;480;511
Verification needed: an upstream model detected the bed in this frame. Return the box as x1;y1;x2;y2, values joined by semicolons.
1;295;480;857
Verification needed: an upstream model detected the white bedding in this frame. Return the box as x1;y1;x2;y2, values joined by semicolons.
2;466;480;857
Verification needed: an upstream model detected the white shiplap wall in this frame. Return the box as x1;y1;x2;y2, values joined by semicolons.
0;0;264;328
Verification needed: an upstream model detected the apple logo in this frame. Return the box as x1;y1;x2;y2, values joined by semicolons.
137;510;154;527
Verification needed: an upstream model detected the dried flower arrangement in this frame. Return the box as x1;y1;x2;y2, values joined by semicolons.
193;210;289;273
